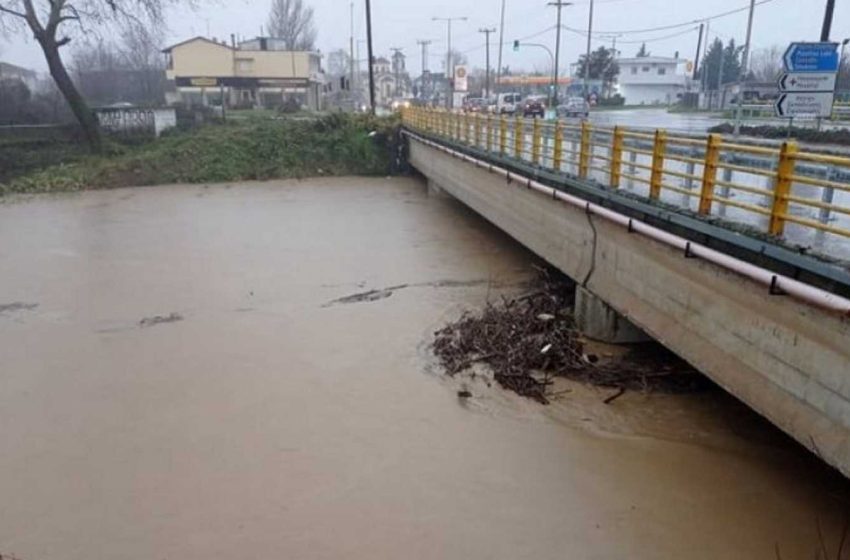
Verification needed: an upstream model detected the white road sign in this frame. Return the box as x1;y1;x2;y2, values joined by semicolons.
454;65;468;92
774;92;834;118
777;72;837;93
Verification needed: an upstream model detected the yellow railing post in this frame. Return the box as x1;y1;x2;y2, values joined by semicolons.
610;126;624;188
499;115;508;155
485;114;493;152
514;115;523;159
769;141;798;237
699;134;721;215
579;121;592;178
531;118;542;165
649;129;667;199
474;113;482;148
553;120;563;171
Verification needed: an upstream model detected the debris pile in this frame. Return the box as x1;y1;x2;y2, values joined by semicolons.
433;270;707;404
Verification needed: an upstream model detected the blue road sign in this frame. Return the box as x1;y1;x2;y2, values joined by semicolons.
783;42;839;73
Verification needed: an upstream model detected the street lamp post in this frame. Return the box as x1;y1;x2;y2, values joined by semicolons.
433;16;468;109
496;0;507;98
548;2;573;107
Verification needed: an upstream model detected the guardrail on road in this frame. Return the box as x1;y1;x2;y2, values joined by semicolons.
402;107;850;260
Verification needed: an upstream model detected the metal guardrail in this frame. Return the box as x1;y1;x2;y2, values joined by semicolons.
402;107;850;253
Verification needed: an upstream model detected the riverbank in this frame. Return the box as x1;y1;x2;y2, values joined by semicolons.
0;113;399;195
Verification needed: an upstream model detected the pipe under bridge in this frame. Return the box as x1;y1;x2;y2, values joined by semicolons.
401;107;850;477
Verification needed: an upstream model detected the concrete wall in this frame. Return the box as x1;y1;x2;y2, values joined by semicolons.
409;137;850;477
168;39;234;79
167;38;315;81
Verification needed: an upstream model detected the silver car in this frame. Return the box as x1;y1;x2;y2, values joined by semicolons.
557;97;590;119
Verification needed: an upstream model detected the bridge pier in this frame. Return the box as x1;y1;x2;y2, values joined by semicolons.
575;286;650;344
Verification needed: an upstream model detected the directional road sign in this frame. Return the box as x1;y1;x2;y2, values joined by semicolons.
778;72;837;93
783;42;839;73
774;92;834;118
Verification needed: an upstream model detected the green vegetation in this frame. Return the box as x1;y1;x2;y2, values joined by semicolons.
708;123;850;147
1;113;400;195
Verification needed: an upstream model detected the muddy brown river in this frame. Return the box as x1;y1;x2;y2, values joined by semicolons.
1;177;849;560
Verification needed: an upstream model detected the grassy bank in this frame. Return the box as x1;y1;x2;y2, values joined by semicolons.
1;113;400;195
708;123;850;147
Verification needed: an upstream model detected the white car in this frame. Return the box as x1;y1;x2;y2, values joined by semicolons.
496;92;523;115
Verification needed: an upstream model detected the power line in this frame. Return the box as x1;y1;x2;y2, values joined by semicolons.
563;24;701;44
575;0;777;36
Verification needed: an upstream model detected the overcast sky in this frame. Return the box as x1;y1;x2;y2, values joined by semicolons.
2;0;849;76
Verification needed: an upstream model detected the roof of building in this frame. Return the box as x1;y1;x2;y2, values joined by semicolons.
617;56;685;64
373;57;390;63
162;36;233;53
0;61;37;77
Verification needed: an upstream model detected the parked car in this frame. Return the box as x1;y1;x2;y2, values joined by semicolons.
463;97;486;113
557;97;590;119
496;92;523;115
522;95;547;118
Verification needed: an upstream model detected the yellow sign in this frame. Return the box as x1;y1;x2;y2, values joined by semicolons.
190;77;218;87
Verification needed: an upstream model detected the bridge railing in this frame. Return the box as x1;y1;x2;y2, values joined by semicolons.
402;107;850;260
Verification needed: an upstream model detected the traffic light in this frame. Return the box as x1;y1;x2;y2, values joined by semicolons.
513;40;520;52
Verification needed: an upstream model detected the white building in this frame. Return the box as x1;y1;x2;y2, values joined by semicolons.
615;56;692;106
0;61;39;90
369;52;411;107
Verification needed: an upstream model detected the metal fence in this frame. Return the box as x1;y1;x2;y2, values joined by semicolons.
402;107;850;260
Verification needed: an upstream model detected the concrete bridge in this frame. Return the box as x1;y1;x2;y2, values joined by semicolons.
402;108;850;477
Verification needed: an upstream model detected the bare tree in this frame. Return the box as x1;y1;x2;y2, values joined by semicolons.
267;0;316;51
749;45;783;82
70;25;166;107
0;0;178;151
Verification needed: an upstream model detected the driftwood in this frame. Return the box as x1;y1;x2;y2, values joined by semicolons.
433;269;707;404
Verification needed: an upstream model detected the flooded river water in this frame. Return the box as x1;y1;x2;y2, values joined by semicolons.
2;177;849;560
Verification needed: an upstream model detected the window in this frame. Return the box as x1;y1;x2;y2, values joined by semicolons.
642;66;650;72
630;67;637;75
657;67;667;75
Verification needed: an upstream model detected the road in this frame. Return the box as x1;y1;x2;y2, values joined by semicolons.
1;177;849;559
589;108;727;134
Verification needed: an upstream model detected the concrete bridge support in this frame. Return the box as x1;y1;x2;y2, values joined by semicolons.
408;136;850;477
575;286;649;344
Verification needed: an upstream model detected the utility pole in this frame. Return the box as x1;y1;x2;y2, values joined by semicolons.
548;2;573;107
350;2;355;105
584;0;594;100
693;23;704;80
821;0;836;41
417;39;432;101
433;16;468;109
365;0;376;113
479;28;496;98
496;0;507;98
733;0;756;135
599;34;621;98
716;39;726;112
700;19;711;104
